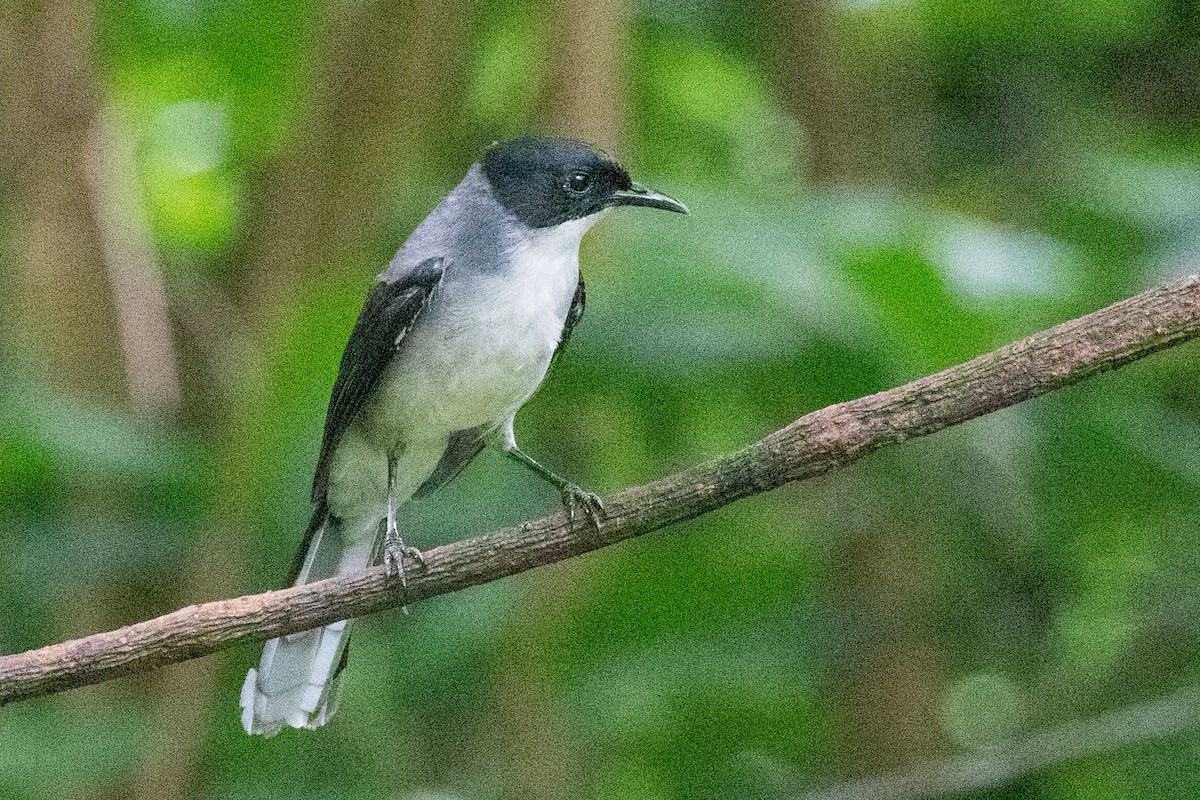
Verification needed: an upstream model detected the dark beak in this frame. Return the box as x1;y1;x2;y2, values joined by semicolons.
609;182;689;214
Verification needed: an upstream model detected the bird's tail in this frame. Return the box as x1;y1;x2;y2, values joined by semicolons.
240;507;379;736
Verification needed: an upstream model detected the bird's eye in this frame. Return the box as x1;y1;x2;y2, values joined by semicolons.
566;172;591;193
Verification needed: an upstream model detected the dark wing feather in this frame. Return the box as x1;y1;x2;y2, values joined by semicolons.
412;425;489;499
310;256;445;503
552;274;586;363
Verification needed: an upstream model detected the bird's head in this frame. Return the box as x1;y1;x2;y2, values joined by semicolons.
482;137;688;229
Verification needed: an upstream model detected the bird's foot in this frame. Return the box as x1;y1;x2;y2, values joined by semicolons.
561;483;606;529
382;520;425;591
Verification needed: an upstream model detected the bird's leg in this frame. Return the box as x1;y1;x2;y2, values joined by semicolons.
382;452;425;600
504;445;606;528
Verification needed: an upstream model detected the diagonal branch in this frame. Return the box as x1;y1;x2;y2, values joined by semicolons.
797;685;1200;800
3;274;1200;705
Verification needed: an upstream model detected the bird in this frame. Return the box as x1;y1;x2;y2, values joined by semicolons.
239;136;688;735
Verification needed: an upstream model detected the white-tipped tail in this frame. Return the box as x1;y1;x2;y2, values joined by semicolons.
240;619;352;735
240;516;377;736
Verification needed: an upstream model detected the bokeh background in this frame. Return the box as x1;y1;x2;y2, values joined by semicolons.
4;0;1200;797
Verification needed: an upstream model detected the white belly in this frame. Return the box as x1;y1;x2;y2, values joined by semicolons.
359;214;597;448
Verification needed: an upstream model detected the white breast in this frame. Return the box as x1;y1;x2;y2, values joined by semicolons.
364;212;605;445
496;214;598;357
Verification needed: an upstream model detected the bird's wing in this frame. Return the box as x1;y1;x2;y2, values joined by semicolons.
412;425;489;500
310;256;445;503
552;274;586;363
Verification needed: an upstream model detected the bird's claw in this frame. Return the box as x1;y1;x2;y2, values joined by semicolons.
561;483;606;529
383;542;426;580
383;522;425;591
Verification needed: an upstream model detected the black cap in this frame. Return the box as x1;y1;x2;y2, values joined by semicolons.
482;137;687;228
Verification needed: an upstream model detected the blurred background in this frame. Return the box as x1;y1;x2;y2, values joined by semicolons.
3;0;1200;797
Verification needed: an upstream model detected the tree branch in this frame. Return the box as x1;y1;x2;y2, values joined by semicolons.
3;274;1200;705
797;685;1200;800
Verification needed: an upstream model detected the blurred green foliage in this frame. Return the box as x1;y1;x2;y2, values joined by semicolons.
2;0;1200;798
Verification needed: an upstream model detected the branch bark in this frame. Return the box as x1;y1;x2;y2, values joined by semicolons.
3;273;1200;705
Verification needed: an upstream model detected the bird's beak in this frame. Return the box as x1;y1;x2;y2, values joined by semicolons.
609;182;689;214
